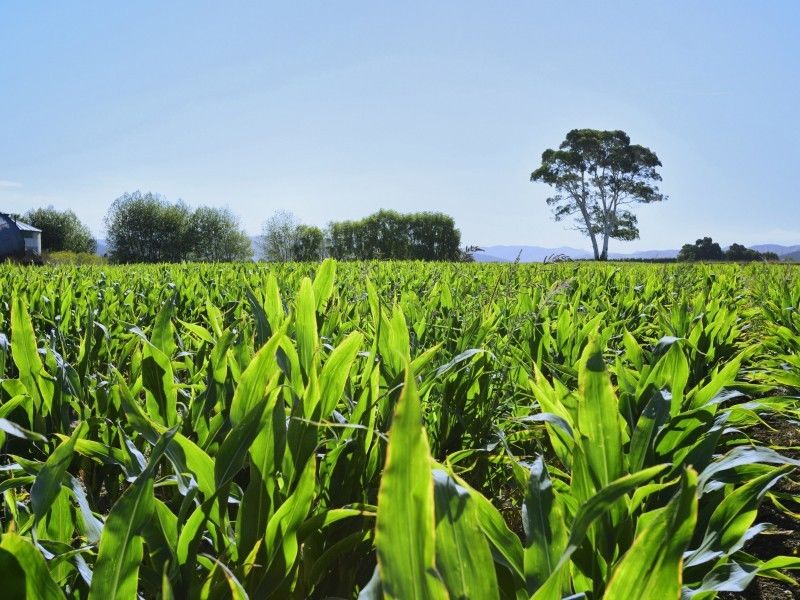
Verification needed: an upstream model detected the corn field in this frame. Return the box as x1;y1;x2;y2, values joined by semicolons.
0;260;798;599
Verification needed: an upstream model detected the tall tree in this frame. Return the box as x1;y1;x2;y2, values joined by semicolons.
259;210;299;262
189;206;253;262
327;210;461;261
22;206;97;254
105;191;193;263
677;237;724;261
531;129;665;260
292;225;325;261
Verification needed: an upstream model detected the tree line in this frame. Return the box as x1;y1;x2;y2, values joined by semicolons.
20;192;463;263
261;209;462;262
677;237;779;262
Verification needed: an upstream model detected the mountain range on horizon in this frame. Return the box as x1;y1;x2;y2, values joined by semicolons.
93;238;800;262
474;244;800;263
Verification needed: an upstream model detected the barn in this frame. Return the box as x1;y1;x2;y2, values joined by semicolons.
0;213;42;259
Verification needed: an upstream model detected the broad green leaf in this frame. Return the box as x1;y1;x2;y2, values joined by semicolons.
575;339;623;502
374;367;447;600
523;457;567;594
11;295;54;415
31;421;87;522
318;331;363;417
532;464;669;599
229;328;285;426
433;469;499;599
294;277;318;378
88;428;176;600
605;468;698;599
312;258;336;312
0;532;65;600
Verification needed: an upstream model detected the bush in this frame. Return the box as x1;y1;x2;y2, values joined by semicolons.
45;251;107;265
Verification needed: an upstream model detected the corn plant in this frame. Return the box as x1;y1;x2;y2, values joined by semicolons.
0;260;797;598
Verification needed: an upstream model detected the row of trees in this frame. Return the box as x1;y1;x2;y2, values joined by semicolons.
677;237;779;262
105;192;253;263
259;209;463;262
26;193;463;264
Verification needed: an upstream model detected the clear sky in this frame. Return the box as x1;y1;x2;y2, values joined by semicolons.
1;1;798;250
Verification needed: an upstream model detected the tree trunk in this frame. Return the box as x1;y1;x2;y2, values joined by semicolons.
590;231;601;260
579;204;600;260
601;228;609;260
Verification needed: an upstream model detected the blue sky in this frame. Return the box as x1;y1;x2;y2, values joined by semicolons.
1;1;798;250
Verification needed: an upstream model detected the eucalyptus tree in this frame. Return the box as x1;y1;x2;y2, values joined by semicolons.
531;129;665;260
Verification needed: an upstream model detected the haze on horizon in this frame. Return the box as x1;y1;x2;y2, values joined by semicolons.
1;1;798;252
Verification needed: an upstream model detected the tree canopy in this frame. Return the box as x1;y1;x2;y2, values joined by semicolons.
259;209;461;262
677;237;724;261
327;210;461;261
188;206;253;262
105;191;252;263
678;237;778;262
259;211;301;262
531;129;665;260
23;206;97;254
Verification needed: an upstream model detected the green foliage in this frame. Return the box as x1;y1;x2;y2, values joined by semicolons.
678;237;723;261
105;191;252;263
0;261;797;598
259;210;300;262
293;225;325;261
23;206;97;254
188;206;253;262
327;209;461;260
531;129;665;260
678;238;777;262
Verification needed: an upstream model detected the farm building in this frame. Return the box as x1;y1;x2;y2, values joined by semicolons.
0;213;42;259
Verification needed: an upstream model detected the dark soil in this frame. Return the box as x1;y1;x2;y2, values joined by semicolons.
721;416;800;599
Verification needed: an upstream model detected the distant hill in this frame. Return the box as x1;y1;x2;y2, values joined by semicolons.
478;245;592;262
472;252;510;263
781;249;800;262
751;244;800;256
94;238;799;262
476;244;800;263
477;245;679;262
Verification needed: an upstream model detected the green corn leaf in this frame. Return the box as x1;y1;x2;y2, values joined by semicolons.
575;339;624;496
604;467;698;599
245;287;272;347
31;421;87;522
237;387;285;557
685;555;800;598
433;469;499;599
295;277;318;378
0;532;66;600
215;396;270;489
229;328;285;426
318;331;363;417
628;388;671;472
150;299;176;357
88;427;176;600
252;454;317;597
11;295;54;415
0;417;47;442
532;464;669;599
140;340;177;427
374;367;447;600
442;468;525;586
312;258;336;313
523;457;568;594
686;465;795;568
